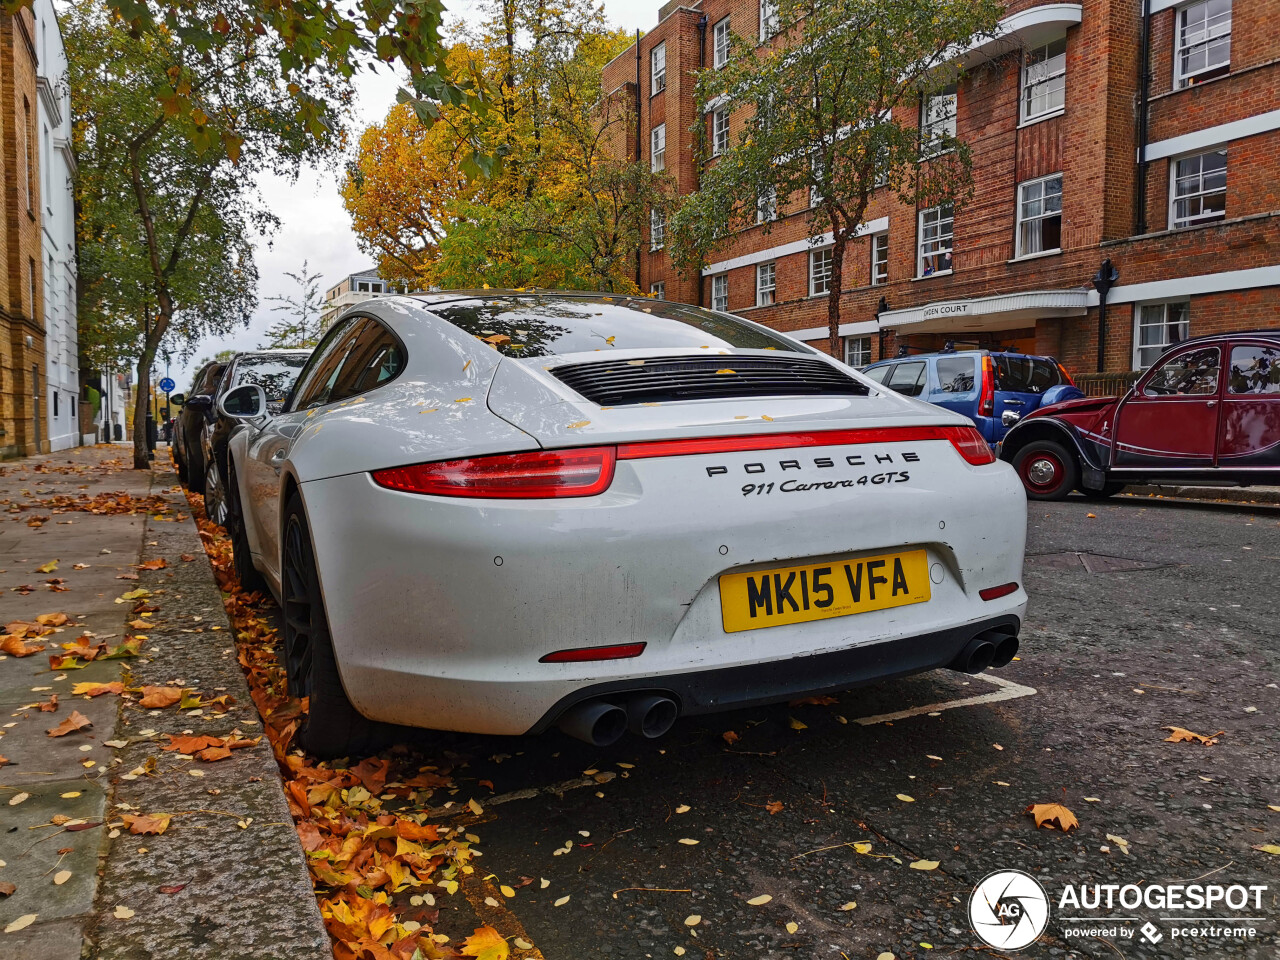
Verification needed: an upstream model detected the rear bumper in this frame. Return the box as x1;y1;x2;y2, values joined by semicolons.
526;614;1020;733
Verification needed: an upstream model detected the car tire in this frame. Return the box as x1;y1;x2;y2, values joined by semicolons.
204;458;229;529
187;439;206;495
1080;482;1126;500
226;462;268;596
281;493;372;759
174;440;188;482
1013;440;1079;501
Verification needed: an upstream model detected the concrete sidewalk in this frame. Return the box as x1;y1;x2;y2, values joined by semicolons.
0;446;327;959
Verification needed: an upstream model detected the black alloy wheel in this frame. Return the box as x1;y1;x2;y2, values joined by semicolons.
204;458;229;528
280;493;370;758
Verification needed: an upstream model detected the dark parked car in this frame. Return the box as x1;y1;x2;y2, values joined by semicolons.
861;349;1083;446
202;349;310;525
170;360;227;492
999;330;1280;500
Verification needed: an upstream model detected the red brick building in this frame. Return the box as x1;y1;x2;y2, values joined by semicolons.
602;0;1279;383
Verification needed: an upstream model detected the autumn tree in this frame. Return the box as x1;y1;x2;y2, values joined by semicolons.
343;0;667;291
263;261;327;349
669;0;1002;357
68;0;348;468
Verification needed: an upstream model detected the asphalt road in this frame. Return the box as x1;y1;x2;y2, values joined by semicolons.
320;497;1280;958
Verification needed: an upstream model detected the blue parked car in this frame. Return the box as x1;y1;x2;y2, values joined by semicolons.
860;348;1085;445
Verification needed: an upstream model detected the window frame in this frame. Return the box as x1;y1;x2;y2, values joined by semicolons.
650;281;666;300
920;83;957;155
844;335;871;368
809;247;833;297
916;204;954;277
651;124;666;173
1020;36;1067;124
713;16;731;68
1133;301;1191;370
1015;173;1064;259
712;107;730;157
756;261;776;307
759;0;778;43
756;184;777;224
1175;0;1232;89
288;316;366;411
651;42;667;95
1169;149;1227;229
650;208;665;250
711;274;729;312
870;231;889;286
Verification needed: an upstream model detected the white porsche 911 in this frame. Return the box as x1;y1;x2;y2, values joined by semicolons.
220;292;1027;757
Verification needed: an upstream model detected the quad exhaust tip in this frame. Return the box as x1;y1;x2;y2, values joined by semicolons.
558;694;680;745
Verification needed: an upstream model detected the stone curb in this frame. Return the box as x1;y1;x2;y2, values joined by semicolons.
1121;483;1280;506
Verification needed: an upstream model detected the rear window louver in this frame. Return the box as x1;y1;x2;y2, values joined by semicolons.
550;355;869;406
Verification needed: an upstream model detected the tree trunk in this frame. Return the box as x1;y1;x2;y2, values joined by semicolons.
826;235;846;361
132;347;154;469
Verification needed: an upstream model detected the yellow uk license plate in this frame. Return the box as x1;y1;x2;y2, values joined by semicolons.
719;549;931;634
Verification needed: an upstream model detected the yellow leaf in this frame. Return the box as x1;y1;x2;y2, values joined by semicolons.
896;794;915;803
839;901;857;910
675;804;691;814
788;717;807;730
1026;802;1079;832
37;560;58;573
853;841;872;854
684;914;701;926
909;859;939;870
554;895;570;906
1253;844;1280;855
113;905;135;919
785;921;799;933
468;798;484;815
54;870;72;885
746;894;772;905
500;884;516;898
567;421;591;429
1163;725;1221;745
677;838;699;845
456;397;473;403
4;914;37;933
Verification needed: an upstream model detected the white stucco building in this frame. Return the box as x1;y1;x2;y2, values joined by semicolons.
35;0;81;450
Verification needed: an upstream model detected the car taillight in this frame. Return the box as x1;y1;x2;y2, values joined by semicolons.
979;355;995;416
941;425;997;465
1056;362;1075;386
372;447;616;498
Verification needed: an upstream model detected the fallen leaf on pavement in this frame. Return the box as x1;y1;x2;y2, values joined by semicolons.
180;554;196;562
72;682;124;697
158;883;188;894
785;921;799;933
113;905;135;919
37;560;58;573
677;838;699;845
162;734;225;753
9;792;30;805
0;756;9;768
1107;833;1131;855
765;800;784;815
909;859;939;870
839;901;857;911
461;925;509;960
38;694;59;713
36;613;69;627
4;914;36;933
196;746;233;762
1252;844;1280;855
897;794;915;803
122;813;172;835
138;686;183;708
1026;802;1079;832
47;710;92;737
53;870;72;885
0;636;46;657
0;881;14;897
1164;726;1222;745
675;804;691;814
747;894;772;905
788;717;808;730
684;915;701;926
137;558;167;570
722;730;740;745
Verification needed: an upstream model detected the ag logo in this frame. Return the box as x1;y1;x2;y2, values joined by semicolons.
969;869;1051;951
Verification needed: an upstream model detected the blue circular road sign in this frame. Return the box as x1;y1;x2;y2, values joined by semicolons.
159;377;176;393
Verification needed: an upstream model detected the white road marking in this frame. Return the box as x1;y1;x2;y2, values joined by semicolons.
853;673;1037;726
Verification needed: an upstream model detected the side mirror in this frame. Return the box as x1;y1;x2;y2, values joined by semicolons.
186;394;214;411
169;393;186;406
217;384;268;421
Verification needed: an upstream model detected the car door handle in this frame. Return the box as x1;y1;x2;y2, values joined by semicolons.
1205;400;1217;408
1003;399;1025;406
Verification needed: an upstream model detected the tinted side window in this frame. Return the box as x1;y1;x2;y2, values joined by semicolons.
328;320;406;403
993;356;1062;393
1228;343;1280;395
199;364;226;395
887;361;926;397
862;365;892;384
935;357;976;393
1143;346;1221;397
290;319;364;411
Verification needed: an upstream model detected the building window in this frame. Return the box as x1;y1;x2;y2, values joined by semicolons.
809;248;833;297
713;16;731;68
1021;36;1067;122
1134;302;1190;369
920;83;957;154
651;42;666;95
53;390;59;418
917;205;954;276
712;108;729;156
23;97;34;213
650;281;665;300
1171;150;1226;228
650;208;665;250
28;258;36;315
756;262;776;306
651;124;666;173
756;185;776;224
845;336;871;368
711;274;729;311
870;232;888;286
42;124;51;213
1016;174;1063;257
1176;0;1231;88
760;0;779;42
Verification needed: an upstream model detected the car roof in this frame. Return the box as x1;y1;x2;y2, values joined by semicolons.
231;348;312;359
865;349;1057;366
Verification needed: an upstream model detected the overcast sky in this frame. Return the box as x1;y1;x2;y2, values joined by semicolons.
171;0;657;390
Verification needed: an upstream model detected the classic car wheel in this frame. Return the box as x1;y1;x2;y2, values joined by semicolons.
1080;482;1126;500
282;494;371;759
1013;440;1078;501
226;462;268;595
204;460;229;528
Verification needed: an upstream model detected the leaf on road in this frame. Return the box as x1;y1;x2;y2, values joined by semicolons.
122;813;172;835
37;560;59;573
38;694;58;713
839;901;857;911
747;894;772;905
0;636;46;657
788;717;808;730
138;686;183;708
765;800;784;815
9;792;29;805
909;859;940;870
684;914;701;926
785;921;799;933
47;710;92;737
896;794;915;803
722;730;740;745
113;905;135;919
1251;844;1280;855
1164;726;1221;745
461;925;509;960
1106;833;1131;855
137;558;167;570
677;838;699;845
554;895;570;906
1026;802;1079;832
72;681;124;698
675;804;691;814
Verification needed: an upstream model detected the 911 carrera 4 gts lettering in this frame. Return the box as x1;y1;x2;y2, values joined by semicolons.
741;471;910;495
746;557;912;618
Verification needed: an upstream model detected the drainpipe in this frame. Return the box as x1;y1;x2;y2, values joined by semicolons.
1135;0;1152;235
1092;259;1119;373
693;15;709;308
635;30;643;291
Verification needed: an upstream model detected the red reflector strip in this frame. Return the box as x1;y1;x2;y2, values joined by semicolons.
539;643;647;663
617;425;996;465
979;582;1019;601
